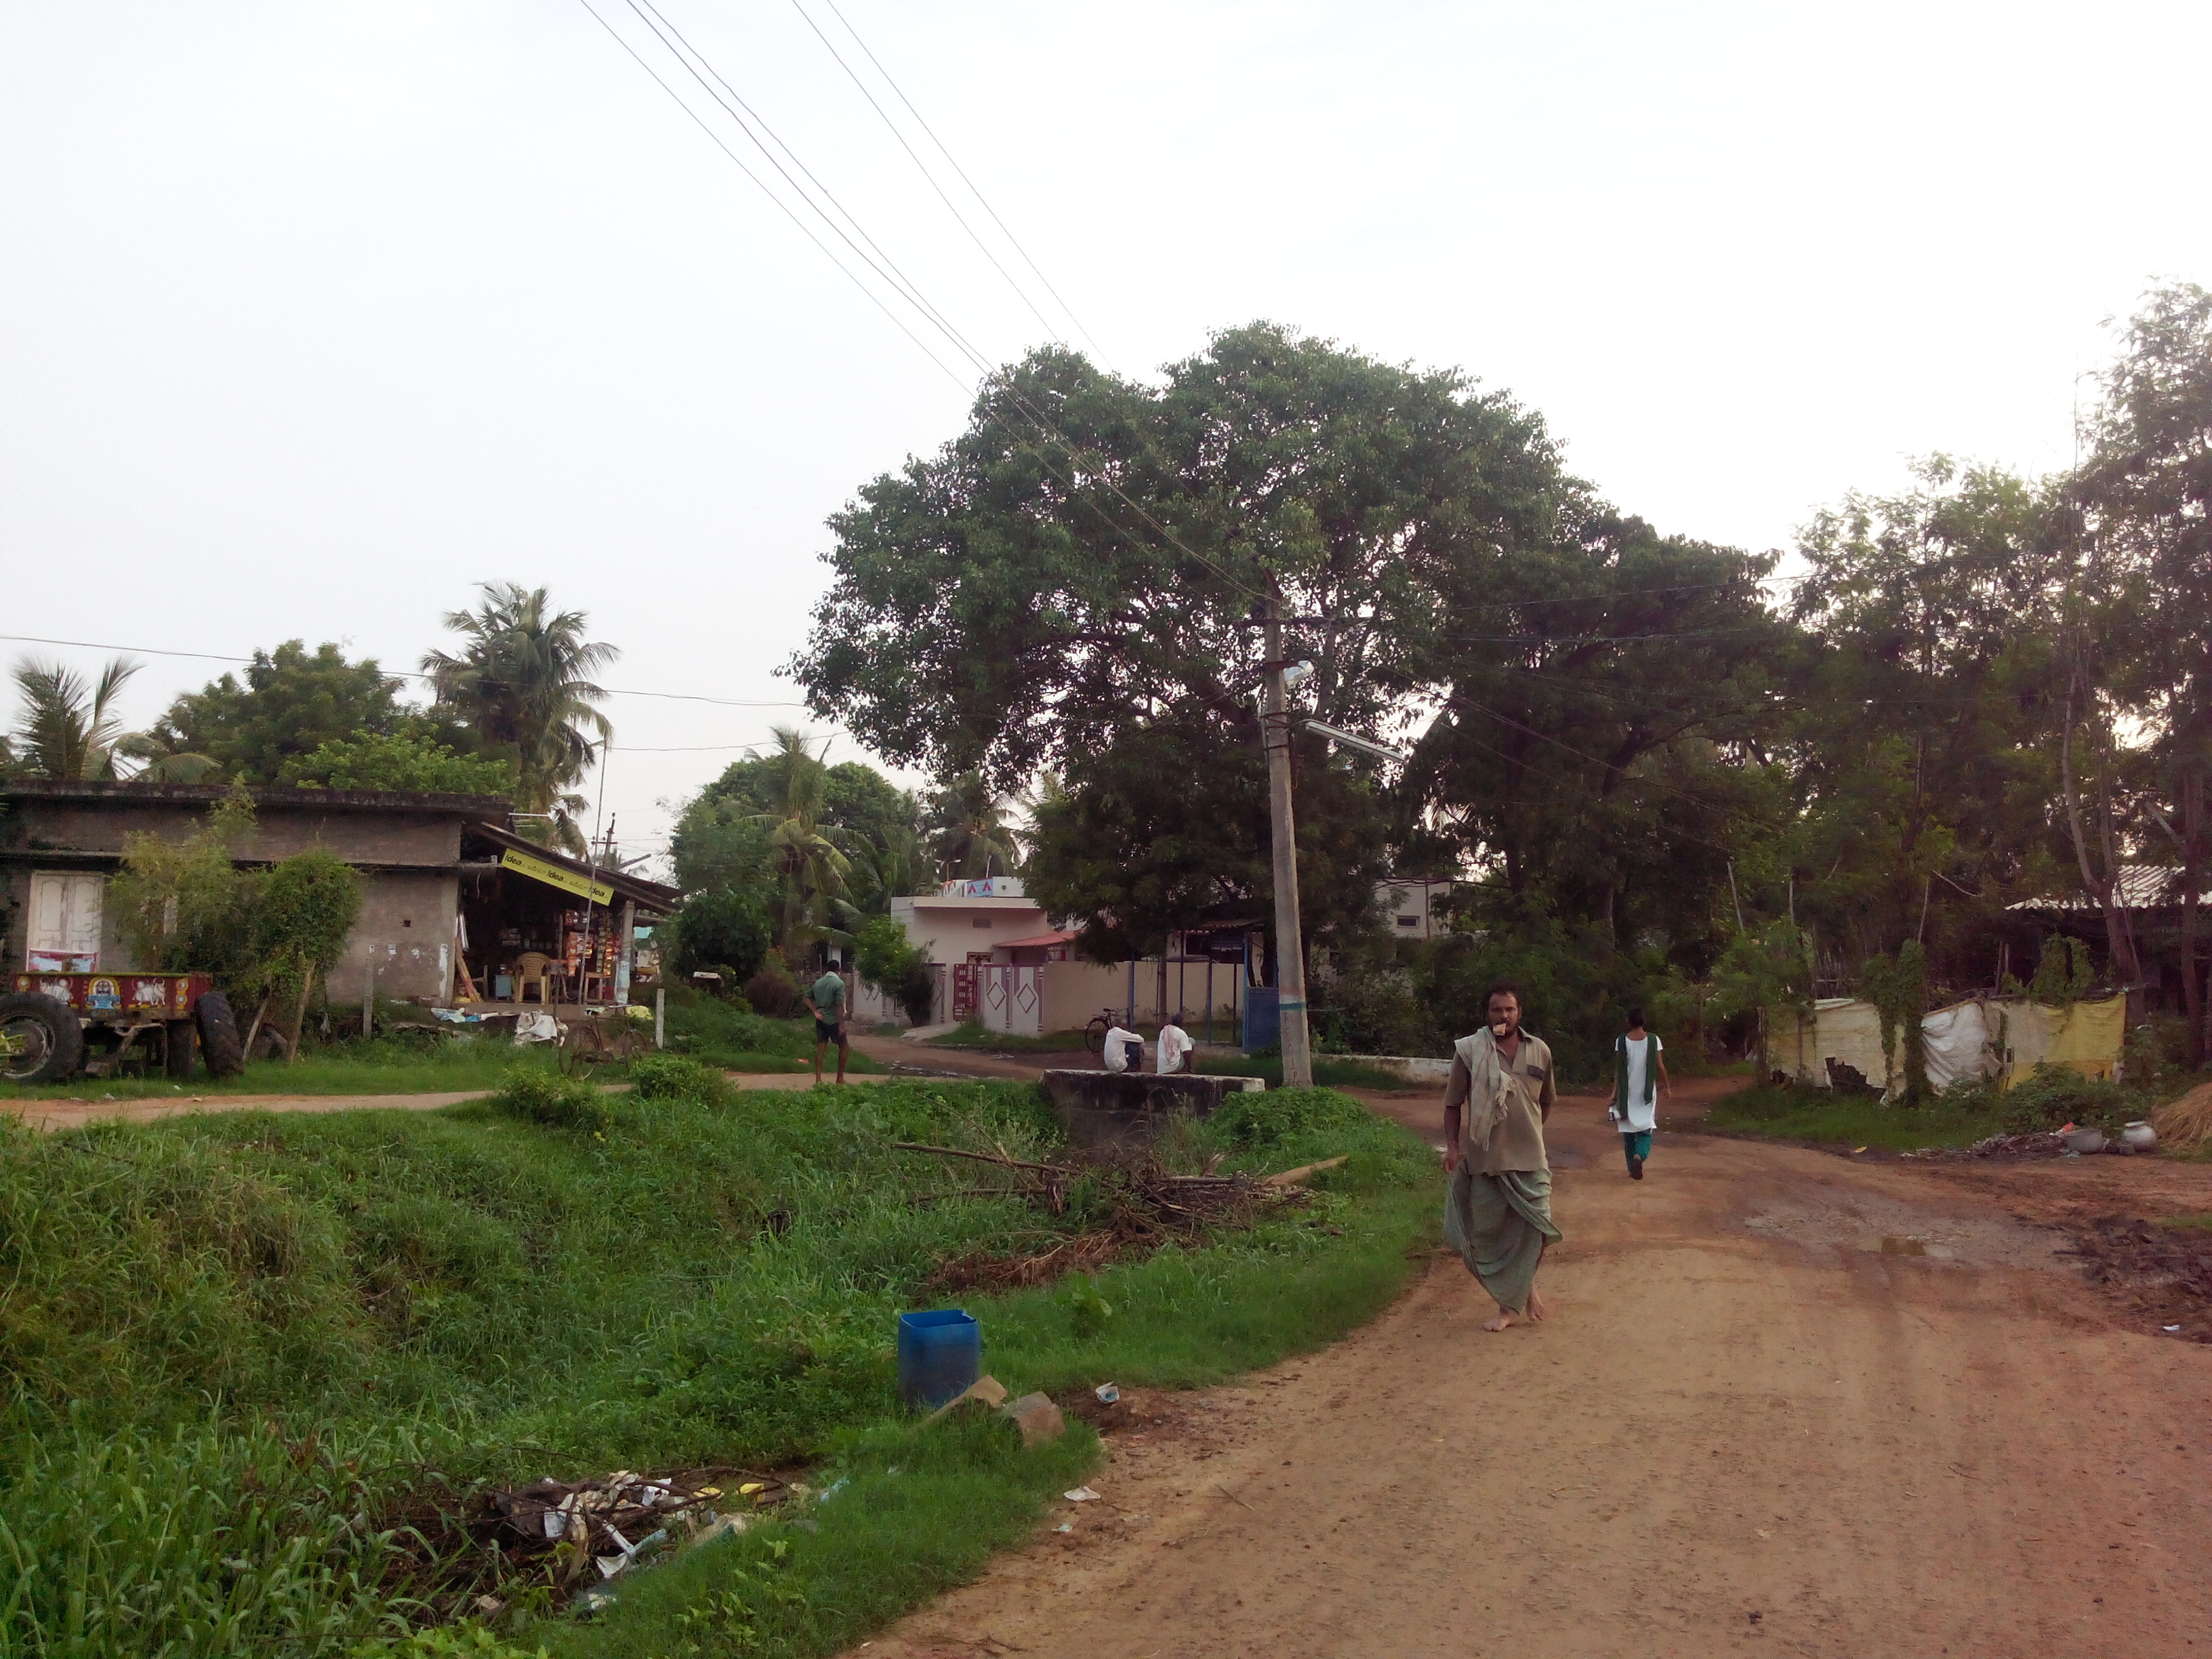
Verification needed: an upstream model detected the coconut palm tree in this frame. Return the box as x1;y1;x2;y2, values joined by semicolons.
421;583;616;852
9;657;141;779
926;771;1023;882
745;727;855;953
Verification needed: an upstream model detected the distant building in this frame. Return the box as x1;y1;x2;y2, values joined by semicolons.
1378;876;1457;939
2;779;675;1011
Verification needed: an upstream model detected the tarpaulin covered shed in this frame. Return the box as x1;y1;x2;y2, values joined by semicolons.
1771;995;2128;1097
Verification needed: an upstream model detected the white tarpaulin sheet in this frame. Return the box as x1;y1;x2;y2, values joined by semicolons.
1919;1000;1996;1092
1774;995;2124;1094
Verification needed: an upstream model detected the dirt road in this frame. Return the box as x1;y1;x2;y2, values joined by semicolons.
855;1093;2212;1658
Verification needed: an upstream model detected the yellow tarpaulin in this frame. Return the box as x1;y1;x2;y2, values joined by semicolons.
2021;994;2128;1084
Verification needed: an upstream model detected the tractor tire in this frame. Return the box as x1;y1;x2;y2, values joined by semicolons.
165;1019;198;1080
0;992;85;1084
195;991;245;1078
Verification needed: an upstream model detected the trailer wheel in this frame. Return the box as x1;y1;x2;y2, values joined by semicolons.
0;993;85;1084
165;1019;198;1080
195;991;245;1078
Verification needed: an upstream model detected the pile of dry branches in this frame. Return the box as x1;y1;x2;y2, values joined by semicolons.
893;1141;1326;1292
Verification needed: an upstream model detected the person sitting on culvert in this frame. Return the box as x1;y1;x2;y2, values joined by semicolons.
1101;1020;1143;1073
1156;1017;1193;1074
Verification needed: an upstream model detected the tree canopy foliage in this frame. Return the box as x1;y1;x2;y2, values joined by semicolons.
797;300;2212;1070
148;641;408;785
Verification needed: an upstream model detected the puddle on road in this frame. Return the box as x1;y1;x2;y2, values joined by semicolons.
1741;1190;2067;1271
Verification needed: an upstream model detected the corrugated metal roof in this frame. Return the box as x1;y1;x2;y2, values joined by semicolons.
2008;863;2211;912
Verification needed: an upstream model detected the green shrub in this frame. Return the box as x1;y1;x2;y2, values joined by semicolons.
491;1065;615;1134
1208;1086;1374;1152
628;1054;729;1103
2001;1062;2140;1134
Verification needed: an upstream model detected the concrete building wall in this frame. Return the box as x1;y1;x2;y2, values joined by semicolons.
888;895;1048;964
329;872;462;1004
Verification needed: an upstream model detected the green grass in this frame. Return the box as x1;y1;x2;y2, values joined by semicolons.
661;985;884;1073
1701;1061;2192;1151
0;1068;1433;1657
1198;1052;1417;1090
0;1029;566;1101
1702;1083;2010;1150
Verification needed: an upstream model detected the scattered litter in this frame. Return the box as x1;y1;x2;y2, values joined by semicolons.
739;1481;766;1496
474;1595;505;1617
1754;1528;1771;1539
1063;1486;1101;1502
1053;1523;1073;1534
1851;1146;1868;1155
691;1513;750;1547
1094;1382;1121;1404
2165;1324;2183;1332
817;1477;850;1502
468;1465;781;1593
573;1584;617;1616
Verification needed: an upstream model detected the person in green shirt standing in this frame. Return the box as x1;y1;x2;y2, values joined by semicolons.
806;964;850;1086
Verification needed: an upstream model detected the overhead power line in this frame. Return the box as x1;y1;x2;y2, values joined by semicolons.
581;0;1273;605
806;0;1107;361
0;634;808;710
787;0;1069;352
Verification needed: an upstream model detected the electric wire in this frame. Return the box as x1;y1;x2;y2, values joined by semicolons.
818;0;1106;359
787;0;1069;351
574;0;968;388
583;1;1274;605
621;0;981;369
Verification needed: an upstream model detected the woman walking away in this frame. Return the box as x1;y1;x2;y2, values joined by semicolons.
1603;1007;1669;1179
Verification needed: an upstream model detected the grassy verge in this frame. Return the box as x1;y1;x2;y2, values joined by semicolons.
1702;1061;2212;1151
1199;1052;1416;1090
0;1067;1431;1657
663;985;885;1073
1702;1083;2010;1150
0;1029;565;1102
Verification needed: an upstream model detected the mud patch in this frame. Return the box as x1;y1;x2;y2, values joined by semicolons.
1741;1187;2070;1271
2058;1216;2212;1343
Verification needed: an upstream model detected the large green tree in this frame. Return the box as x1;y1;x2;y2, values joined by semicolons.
1025;700;1391;966
2074;281;2212;1059
148;641;406;784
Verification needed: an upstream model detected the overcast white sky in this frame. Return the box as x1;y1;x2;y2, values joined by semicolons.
5;0;2207;871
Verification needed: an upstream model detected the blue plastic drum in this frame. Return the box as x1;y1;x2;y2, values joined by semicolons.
897;1309;981;1408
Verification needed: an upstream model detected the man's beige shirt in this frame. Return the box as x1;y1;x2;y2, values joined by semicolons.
1442;1030;1557;1175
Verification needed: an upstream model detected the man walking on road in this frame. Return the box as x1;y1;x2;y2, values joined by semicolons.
1602;1006;1669;1179
806;964;849;1086
1441;983;1561;1331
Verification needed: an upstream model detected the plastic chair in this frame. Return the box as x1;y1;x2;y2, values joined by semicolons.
514;951;554;1004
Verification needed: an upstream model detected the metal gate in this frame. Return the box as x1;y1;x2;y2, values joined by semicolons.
951;962;979;1021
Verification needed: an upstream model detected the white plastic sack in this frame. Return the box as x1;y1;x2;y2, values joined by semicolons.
512;1011;563;1044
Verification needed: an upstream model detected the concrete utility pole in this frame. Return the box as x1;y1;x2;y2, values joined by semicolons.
1260;594;1315;1089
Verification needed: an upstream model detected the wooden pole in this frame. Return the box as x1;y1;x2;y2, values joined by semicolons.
361;964;374;1041
655;985;666;1050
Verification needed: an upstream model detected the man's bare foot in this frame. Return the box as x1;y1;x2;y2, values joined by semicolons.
1528;1287;1548;1322
1482;1306;1520;1332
